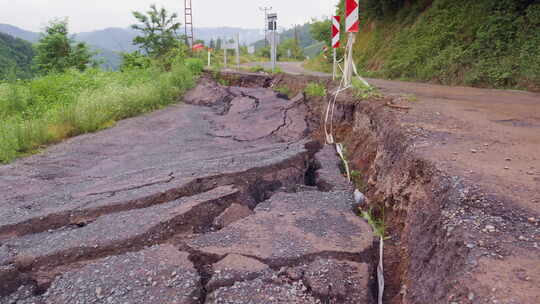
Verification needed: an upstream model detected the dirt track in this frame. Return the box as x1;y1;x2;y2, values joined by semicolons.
1;66;539;304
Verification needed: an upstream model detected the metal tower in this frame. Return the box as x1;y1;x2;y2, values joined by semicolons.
184;0;194;47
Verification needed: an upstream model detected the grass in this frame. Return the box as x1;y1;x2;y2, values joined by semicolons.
304;82;327;98
249;65;265;73
305;1;540;90
0;58;202;164
351;78;383;99
264;66;283;75
351;0;540;90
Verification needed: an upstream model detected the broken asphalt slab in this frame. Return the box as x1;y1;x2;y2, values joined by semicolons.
0;77;376;303
187;190;373;265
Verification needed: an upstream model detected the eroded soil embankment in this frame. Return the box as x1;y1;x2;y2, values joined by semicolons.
218;71;540;304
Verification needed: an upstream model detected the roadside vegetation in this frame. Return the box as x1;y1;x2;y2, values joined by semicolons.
304;82;327;98
309;0;540;91
0;6;203;164
274;85;292;98
361;207;388;240
351;78;383;99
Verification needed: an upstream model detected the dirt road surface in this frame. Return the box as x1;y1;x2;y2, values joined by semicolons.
245;61;540;210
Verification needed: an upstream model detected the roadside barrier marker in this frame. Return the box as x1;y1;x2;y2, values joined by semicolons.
332;16;341;80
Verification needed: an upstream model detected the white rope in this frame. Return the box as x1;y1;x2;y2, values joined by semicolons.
352;58;371;88
378;236;385;304
336;143;351;181
322;31;383;304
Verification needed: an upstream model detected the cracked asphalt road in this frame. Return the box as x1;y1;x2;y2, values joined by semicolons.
0;77;375;303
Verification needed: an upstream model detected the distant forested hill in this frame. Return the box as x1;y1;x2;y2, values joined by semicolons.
0;24;123;70
0;24;264;71
0;24;40;43
0;32;35;79
76;28;139;53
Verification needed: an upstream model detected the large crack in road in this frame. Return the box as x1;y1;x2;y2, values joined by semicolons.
0;75;376;303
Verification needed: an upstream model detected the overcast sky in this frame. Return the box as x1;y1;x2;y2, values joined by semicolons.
1;0;338;33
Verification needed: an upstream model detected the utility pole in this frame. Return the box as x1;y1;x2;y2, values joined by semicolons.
259;6;272;48
294;25;299;46
268;13;278;72
184;0;194;48
294;24;299;60
236;33;240;70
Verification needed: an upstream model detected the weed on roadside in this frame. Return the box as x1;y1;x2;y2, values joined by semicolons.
274;86;291;98
304;82;327;98
249;65;265;73
263;66;283;75
401;93;418;102
351;78;383;99
351;170;367;193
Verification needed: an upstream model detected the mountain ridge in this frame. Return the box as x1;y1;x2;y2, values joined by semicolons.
0;24;265;70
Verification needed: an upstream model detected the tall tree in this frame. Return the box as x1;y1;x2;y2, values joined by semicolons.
131;5;183;57
279;38;305;60
310;18;332;48
34;20;93;74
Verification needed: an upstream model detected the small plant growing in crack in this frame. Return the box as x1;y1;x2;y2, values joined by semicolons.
351;78;383;99
401;93;418;102
351;170;367;193
211;70;230;86
274;86;291;98
361;207;389;240
304;82;327;98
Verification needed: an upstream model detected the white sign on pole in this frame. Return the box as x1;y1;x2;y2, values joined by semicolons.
247;46;255;54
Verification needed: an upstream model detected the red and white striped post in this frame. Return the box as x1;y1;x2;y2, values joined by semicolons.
332;16;340;80
344;0;359;85
346;0;359;33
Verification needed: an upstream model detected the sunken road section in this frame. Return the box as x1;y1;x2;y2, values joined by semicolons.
217;70;539;304
0;74;376;303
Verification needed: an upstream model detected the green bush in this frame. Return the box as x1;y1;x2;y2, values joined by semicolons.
185;58;205;75
348;0;540;90
120;51;152;71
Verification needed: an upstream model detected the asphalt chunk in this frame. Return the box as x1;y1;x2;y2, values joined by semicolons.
41;245;201;304
206;254;270;292
6;186;239;270
188;190;373;265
